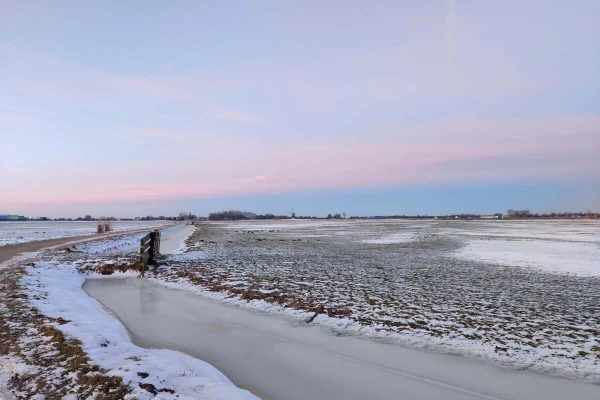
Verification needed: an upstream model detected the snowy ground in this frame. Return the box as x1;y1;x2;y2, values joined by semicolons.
22;262;258;399
0;221;172;246
154;220;600;381
51;219;600;380
0;224;254;399
2;219;599;398
456;239;600;276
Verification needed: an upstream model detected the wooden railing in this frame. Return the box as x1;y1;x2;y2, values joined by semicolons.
140;230;161;270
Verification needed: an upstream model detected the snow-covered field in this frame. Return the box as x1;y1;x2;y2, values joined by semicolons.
156;219;600;380
456;239;600;276
0;221;172;246
2;219;599;398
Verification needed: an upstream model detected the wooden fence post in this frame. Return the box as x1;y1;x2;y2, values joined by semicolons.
149;231;160;265
139;230;161;277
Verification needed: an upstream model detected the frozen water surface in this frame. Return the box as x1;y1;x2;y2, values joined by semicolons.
84;277;600;400
159;224;195;254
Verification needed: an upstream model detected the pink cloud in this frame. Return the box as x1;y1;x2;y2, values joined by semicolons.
2;113;597;208
3;152;594;208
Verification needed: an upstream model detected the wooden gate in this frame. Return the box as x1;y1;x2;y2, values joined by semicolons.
140;230;161;268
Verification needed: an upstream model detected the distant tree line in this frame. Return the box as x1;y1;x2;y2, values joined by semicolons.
347;211;599;220
208;210;324;221
177;212;198;221
326;213;346;219
10;210;599;223
349;215;439;220
506;210;597;219
507;209;531;218
256;214;292;220
209;210;259;221
23;215;186;222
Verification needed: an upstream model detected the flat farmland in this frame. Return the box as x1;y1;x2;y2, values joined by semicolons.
154;219;600;380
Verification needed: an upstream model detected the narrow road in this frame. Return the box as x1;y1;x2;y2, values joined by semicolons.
1;235;92;264
84;278;600;400
0;225;173;265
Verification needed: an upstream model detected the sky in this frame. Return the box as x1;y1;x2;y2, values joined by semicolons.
1;1;599;218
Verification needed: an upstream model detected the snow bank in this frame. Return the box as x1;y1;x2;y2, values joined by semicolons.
456;239;600;276
21;262;259;400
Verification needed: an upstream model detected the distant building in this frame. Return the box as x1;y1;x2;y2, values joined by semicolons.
0;215;26;221
480;215;499;219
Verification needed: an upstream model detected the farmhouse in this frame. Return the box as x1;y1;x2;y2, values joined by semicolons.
0;215;26;221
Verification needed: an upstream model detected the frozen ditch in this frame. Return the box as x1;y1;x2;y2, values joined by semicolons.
159;224;196;254
69;223;193;255
83;277;600;400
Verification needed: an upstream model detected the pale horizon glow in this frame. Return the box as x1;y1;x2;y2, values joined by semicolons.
1;1;599;217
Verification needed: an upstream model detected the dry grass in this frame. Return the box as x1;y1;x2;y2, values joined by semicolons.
0;264;131;399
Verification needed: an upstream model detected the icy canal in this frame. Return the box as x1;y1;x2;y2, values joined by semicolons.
159;224;196;254
83;278;599;400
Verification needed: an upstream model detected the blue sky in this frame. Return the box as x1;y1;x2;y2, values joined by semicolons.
1;1;599;217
